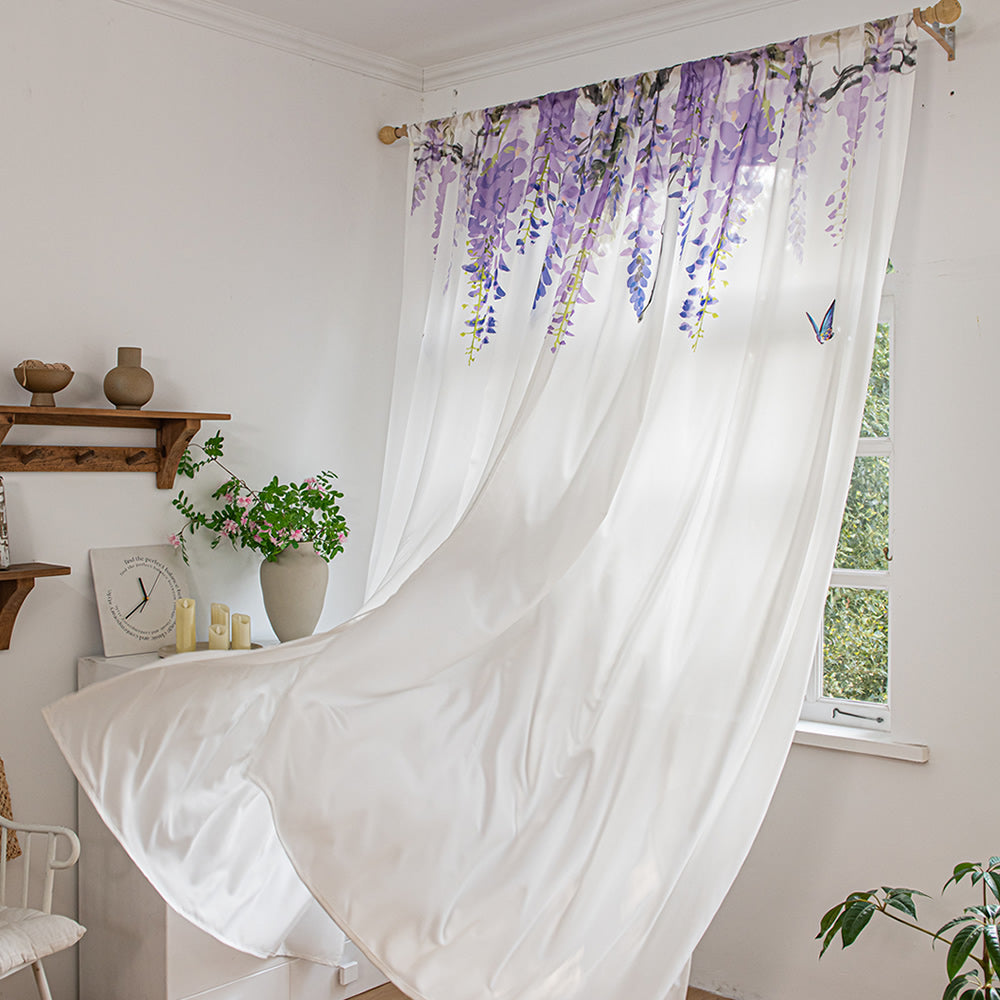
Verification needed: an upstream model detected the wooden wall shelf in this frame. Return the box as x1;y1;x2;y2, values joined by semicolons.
0;563;72;650
0;406;230;489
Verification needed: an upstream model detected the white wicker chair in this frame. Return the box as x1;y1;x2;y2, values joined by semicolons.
0;814;85;1000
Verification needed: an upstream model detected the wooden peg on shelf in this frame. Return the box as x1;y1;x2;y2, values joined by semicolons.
913;0;962;60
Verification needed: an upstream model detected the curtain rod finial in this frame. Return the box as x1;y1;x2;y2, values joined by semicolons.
378;125;409;145
916;0;961;24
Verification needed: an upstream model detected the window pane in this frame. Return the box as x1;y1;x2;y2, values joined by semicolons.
823;587;888;703
834;456;889;570
860;321;890;437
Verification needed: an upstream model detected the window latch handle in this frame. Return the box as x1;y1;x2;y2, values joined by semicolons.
833;707;886;724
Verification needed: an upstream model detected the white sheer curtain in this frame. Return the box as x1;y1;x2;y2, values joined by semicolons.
46;18;915;1000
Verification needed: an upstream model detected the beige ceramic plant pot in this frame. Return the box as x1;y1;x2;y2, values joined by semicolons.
259;541;328;642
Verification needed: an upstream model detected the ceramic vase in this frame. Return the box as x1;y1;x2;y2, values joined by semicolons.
259;542;328;642
103;346;154;410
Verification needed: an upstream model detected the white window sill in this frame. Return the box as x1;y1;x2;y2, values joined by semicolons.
793;721;929;763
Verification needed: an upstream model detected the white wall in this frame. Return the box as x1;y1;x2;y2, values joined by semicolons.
0;4;417;998
422;4;1000;1000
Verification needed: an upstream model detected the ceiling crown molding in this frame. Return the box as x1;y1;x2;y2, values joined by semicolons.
422;0;798;92
113;0;801;95
112;0;423;90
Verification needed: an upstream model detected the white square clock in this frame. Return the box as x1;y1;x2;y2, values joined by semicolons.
90;545;192;656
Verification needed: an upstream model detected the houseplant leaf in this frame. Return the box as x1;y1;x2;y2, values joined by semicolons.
945;863;980;893
943;973;975;1000
841;897;877;947
817;901;847;957
983;871;1000;903
884;888;926;919
947;923;983;979
983;922;1000;973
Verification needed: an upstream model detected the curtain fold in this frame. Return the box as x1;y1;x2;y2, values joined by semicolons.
45;17;915;1000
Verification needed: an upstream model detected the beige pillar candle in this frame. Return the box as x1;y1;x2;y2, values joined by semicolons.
208;623;229;650
175;598;196;653
231;613;251;650
211;602;229;637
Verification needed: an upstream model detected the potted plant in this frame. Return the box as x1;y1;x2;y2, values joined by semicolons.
818;857;1000;1000
170;432;349;640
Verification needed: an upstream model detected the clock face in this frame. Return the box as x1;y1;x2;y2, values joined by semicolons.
90;546;192;656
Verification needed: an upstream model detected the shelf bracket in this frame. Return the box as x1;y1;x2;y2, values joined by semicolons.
0;564;72;651
157;419;202;490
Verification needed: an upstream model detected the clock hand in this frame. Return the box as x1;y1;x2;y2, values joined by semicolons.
136;571;164;615
124;596;148;620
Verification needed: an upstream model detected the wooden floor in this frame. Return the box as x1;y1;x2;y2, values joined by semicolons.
360;984;726;1000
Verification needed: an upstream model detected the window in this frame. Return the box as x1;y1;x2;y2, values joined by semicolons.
802;290;893;731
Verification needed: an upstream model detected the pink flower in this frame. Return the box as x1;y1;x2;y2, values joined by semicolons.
221;519;238;536
304;477;325;493
168;534;181;549
240;513;249;526
289;529;305;541
236;496;253;509
222;493;234;503
253;533;263;543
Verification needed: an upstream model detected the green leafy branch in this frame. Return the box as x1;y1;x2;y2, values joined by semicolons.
170;433;348;565
819;858;1000;1000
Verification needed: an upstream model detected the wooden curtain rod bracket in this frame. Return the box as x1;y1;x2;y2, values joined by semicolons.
378;124;409;145
913;0;961;60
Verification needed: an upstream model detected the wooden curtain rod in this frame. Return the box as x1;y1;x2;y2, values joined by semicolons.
377;1;963;144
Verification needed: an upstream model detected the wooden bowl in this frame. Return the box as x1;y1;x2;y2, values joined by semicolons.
13;364;74;407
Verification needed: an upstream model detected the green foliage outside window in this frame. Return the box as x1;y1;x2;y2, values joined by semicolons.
860;321;890;437
823;587;889;702
822;321;891;704
834;456;889;571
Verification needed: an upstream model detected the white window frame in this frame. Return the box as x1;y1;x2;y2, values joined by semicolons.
801;292;894;732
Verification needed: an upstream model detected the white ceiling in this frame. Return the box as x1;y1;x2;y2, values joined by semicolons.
200;0;723;66
151;0;779;70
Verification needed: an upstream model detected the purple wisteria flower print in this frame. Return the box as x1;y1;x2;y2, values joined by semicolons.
410;17;916;359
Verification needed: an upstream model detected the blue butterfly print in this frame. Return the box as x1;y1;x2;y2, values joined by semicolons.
807;300;835;343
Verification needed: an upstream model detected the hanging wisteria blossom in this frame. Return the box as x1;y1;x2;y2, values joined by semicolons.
410;20;915;359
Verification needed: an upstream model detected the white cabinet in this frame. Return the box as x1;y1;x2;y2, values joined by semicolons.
77;654;387;1000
